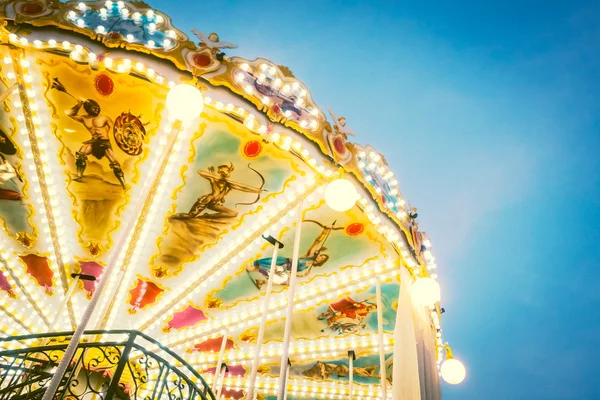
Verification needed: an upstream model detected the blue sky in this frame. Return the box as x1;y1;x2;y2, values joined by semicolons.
151;1;600;398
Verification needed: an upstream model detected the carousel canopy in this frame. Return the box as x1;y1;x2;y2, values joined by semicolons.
0;1;460;399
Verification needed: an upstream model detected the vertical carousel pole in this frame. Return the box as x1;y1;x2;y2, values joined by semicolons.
276;200;304;400
282;359;291;400
212;330;229;393
376;278;388;400
348;350;355;400
215;363;228;399
246;235;284;400
48;274;79;330
48;273;96;330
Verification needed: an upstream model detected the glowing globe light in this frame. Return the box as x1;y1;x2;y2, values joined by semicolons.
324;178;358;212
441;358;466;384
166;83;204;122
412;277;441;306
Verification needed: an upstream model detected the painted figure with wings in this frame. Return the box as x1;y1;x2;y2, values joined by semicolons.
192;29;237;60
327;106;355;139
246;220;344;289
325;106;355;164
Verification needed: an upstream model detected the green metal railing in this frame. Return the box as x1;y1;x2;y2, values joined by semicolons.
0;330;215;400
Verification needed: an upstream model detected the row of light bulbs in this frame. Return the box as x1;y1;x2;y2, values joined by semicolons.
1;50;77;330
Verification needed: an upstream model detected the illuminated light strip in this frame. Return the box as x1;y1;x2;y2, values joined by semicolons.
137;179;323;333
189;335;394;366
0;304;33;334
356;148;409;217
162;259;401;352
90;119;191;331
231;61;322;133
24;51;84;327
0;56;56;328
10;50;76;329
206;375;394;400
65;2;173;49
99;117;194;330
0;251;50;329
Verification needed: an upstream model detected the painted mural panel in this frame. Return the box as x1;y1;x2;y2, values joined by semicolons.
39;52;167;254
147;114;306;280
235;282;400;344
206;203;390;310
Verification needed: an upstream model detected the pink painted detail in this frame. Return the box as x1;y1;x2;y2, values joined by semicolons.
78;261;104;298
165;305;207;331
0;270;16;298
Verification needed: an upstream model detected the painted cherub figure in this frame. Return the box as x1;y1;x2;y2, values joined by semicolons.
192;29;237;60
327;106;355;139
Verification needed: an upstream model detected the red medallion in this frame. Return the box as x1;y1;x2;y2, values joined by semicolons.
108;32;121;40
193;53;212;67
21;1;44;15
333;136;346;154
272;104;281;114
345;222;365;236
243;140;262;158
95;74;114;96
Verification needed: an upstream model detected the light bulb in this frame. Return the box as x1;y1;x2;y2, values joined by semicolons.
166;84;204;122
412;277;441;306
324;178;358;212
441;358;466;384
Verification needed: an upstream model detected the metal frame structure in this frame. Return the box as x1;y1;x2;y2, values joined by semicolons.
0;330;215;400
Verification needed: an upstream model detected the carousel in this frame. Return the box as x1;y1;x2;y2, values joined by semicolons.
0;1;466;399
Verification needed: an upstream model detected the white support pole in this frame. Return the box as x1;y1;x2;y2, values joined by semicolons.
348;350;355;400
276;200;304;400
42;122;184;400
282;359;291;400
246;239;283;400
215;364;227;400
212;331;229;393
49;276;79;331
376;278;388;400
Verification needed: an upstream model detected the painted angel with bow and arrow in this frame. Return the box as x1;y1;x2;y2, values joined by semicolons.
173;162;266;219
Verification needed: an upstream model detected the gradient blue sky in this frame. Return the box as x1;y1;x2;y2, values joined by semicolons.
151;1;600;398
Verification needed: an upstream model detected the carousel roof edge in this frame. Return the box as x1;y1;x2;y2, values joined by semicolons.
0;0;434;271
